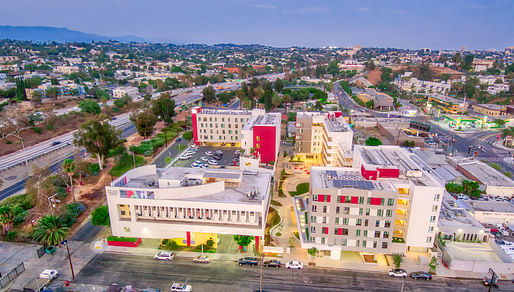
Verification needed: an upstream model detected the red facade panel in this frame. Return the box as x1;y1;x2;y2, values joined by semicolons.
351;196;359;204
319;194;325;202
361;165;378;180
192;107;201;145
370;198;383;205
326;195;331;203
253;125;276;164
377;168;400;179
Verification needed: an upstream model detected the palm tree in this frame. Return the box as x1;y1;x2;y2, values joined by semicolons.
62;159;76;203
32;215;69;246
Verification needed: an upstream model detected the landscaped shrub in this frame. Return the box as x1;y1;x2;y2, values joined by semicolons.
107;145;126;158
89;163;100;175
32;127;42;134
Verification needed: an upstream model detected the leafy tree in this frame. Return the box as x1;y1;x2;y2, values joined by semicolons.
130;109;157;138
91;205;110;226
271;93;281;108
202;86;216;103
79;100;101;114
445;182;464;194
51;78;59;85
464;77;479;98
365;60;376;71
182;130;193;141
73;120;123;170
417;63;433;81
233;235;253;247
463;54;474;71
429;256;437;274
151;92;176;125
392;253;402;268
62;159;76;203
15;78;28;99
326;60;340;75
308;247;317;262
32;215;70;246
365;137;382;146
31;91;42;103
441;73;451;82
494;119;506;127
365;100;374;109
273;78;284;93
46;87;59;99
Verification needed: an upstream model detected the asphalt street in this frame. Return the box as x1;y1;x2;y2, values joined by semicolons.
153;138;191;168
70;219;103;242
74;253;514;292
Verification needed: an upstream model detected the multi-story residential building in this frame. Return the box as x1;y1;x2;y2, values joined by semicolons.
395;75;452;95
105;159;272;250
472;59;495;72
54;65;79;74
294;111;353;167
487;83;510;95
112;86;138;99
298;146;444;260
192;107;281;163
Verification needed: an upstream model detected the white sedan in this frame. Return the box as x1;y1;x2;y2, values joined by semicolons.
154;251;174;261
285;261;303;269
170;283;192;292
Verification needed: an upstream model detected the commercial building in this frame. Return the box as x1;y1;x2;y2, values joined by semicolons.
112;86;138;99
191;107;281;164
296;146;444;260
460;200;514;225
426;95;466;115
105;159;272;249
294;111;353;167
471;104;508;118
453;158;514;197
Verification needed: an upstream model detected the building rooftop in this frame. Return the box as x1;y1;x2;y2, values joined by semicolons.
475;104;503;110
457;159;514;187
461;200;514;213
243;112;281;130
310;166;397;191
111;165;272;204
438;192;485;234
194;107;253;116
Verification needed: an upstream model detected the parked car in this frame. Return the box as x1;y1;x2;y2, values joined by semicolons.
194;160;203;165
286;261;303;269
190;144;198;149
263;260;281;268
410;271;432;280
482;277;499;288
193;254;210;264
201;156;209;162
238;257;258;266
208;160;218;165
39;269;59;279
215;150;223;155
179;154;192;160
154;251;174;261
170;283;192;292
176;137;182;142
205;151;214;156
389;269;408;278
213;154;222;160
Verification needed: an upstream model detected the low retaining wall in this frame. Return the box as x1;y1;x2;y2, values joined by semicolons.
107;238;142;247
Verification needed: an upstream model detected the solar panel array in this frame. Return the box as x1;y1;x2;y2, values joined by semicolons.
332;179;374;190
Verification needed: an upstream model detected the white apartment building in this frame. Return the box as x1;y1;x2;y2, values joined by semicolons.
54;65;80;75
487;83;510;95
296;146;444;260
295;111;353;167
105;159;272;248
112;86;138;99
395;75;451;95
192;107;281;164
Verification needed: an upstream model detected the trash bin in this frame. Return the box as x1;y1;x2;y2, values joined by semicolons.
45;246;57;254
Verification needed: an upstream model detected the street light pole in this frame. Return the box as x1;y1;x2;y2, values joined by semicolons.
65;240;75;281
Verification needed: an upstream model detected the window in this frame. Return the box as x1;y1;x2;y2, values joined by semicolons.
311;216;315;223
335;217;339;224
345;196;352;203
432;205;438;212
322;217;327;224
383;231;389;239
337;195;343;203
375;231;381;238
387;198;394;206
323;206;327;213
364;219;369;226
313;194;318;201
382;242;388;249
426;236;433;243
367;197;371;205
363;230;368;237
385;220;391;228
434;194;440;201
342;218;349;225
359;208;363;215
344;207;350;215
336;206;340;214
322;227;329;234
373;241;378;248
256;136;260;141
376;220;380;227
362;240;367;247
386;209;393;217
430;216;436;223
311;205;317;212
356;219;362;226
358;197;365;204
355;230;361;237
311;226;316;233
342;239;347;246
356;240;360;247
377;209;384;217
342;228;348;235
428;226;434;233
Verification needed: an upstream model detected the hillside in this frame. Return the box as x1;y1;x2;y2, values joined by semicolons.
0;25;146;43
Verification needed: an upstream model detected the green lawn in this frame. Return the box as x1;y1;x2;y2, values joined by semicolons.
107;236;139;242
289;183;309;196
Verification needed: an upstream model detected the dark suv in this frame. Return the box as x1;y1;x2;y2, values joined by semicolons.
263;260;281;268
238;257;258;266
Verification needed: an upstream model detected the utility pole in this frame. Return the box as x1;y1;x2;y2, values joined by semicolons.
64;240;75;281
259;252;264;292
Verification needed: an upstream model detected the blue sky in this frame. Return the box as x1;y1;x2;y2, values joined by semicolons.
1;0;513;49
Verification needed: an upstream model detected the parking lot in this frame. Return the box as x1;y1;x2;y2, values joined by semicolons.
172;145;240;168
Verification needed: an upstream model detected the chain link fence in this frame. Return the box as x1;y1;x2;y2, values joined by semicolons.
0;262;25;289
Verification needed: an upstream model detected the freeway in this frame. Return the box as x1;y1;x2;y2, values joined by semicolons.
75;253;514;292
0;113;132;172
0;120;137;201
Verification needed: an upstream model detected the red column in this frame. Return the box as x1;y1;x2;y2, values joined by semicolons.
255;236;260;252
186;232;191;247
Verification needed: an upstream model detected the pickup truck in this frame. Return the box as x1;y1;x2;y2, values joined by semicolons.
23;270;59;292
238;257;258;266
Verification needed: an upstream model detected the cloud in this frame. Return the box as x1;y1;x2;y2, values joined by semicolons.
284;6;327;14
249;4;277;10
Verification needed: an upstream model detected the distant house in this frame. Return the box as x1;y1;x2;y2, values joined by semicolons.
112;86;138;99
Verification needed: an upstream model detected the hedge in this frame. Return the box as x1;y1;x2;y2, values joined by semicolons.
107;236;139;242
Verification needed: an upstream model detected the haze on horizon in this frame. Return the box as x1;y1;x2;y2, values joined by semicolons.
1;0;512;50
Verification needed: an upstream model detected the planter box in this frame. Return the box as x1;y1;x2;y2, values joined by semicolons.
107;238;141;247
